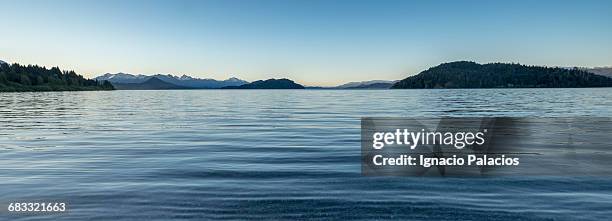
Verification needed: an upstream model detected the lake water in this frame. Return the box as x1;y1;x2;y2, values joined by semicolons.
1;89;611;220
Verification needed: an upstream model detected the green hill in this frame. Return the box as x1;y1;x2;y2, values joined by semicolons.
392;61;612;89
0;62;114;92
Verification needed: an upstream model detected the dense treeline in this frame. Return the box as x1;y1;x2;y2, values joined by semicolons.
0;62;114;92
392;61;612;89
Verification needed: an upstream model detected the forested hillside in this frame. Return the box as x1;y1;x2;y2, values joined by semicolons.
0;62;114;92
392;61;612;89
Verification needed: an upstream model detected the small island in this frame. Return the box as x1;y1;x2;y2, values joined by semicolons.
392;61;612;89
222;78;305;89
0;62;114;92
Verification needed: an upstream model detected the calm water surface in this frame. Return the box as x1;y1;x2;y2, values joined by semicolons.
1;89;611;220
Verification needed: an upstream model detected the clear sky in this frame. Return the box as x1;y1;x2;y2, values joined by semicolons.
1;0;611;86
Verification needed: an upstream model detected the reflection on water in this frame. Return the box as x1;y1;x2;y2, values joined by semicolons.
0;89;611;220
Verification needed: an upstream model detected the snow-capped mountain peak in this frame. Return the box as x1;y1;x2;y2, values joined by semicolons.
179;74;194;80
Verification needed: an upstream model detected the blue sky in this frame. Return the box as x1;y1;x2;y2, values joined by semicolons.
1;0;611;86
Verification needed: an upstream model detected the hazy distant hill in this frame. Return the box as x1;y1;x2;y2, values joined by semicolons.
95;73;248;89
335;80;396;89
222;78;304;89
111;77;189;90
392;61;612;89
304;80;396;89
345;82;394;89
583;67;612;78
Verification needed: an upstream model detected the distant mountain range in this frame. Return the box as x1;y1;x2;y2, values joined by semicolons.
222;78;304;89
95;73;248;89
0;60;7;65
94;72;393;90
95;73;307;90
392;61;612;89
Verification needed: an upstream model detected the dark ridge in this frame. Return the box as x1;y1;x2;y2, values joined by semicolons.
222;78;305;89
111;77;190;90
